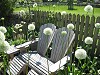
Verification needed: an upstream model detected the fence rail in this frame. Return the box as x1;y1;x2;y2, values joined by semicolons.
13;10;100;57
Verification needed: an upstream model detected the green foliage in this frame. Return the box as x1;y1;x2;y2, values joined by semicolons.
11;39;26;46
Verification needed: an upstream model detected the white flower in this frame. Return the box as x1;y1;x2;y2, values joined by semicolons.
61;31;67;35
98;69;100;74
0;26;7;33
75;49;87;59
48;0;52;1
0;31;5;41
53;5;56;7
19;29;22;32
15;24;23;29
84;37;93;44
33;3;37;7
43;28;53;35
95;23;100;28
19;10;26;16
84;5;93;13
61;11;67;15
1;17;4;20
67;23;74;30
0;41;10;52
28;24;35;31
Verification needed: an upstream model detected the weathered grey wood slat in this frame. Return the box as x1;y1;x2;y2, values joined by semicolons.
57;13;62;27
37;23;56;56
91;17;100;56
21;53;53;70
79;15;85;45
83;15;90;40
88;16;95;37
68;13;72;23
10;61;20;72
50;27;75;63
20;54;49;75
96;39;100;56
7;65;16;75
74;14;80;49
72;14;76;25
28;69;39;75
64;14;68;27
7;56;25;75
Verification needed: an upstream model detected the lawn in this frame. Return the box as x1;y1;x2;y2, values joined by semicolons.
14;5;100;17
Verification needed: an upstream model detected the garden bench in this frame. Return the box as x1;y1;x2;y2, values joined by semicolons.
6;23;56;75
20;27;75;75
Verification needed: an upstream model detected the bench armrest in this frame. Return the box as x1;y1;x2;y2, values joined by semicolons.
49;55;70;73
16;38;39;49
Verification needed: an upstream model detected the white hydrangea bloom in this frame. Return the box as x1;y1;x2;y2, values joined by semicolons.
67;23;74;30
84;5;93;13
0;26;7;33
95;23;100;28
53;5;56;7
15;24;23;29
48;0;52;1
84;37;93;44
61;31;67;35
98;69;100;74
1;17;4;20
43;28;53;35
0;31;5;41
28;24;35;31
19;10;26;16
19;29;22;32
61;11;67;15
33;3;37;7
75;49;87;59
0;41;10;52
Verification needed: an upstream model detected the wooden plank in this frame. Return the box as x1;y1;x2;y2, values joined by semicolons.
74;14;80;49
88;16;95;37
79;15;85;45
49;56;70;72
64;14;68;27
96;39;100;56
28;69;39;75
68;13;72;23
91;16;100;57
72;14;76;25
50;27;75;62
83;15;90;40
37;23;56;56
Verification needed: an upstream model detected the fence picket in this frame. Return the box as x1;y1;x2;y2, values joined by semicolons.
89;16;95;37
79;15;85;45
91;17;100;56
84;15;90;40
74;14;80;49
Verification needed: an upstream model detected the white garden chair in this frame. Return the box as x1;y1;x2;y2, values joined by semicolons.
19;27;75;75
6;23;56;75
